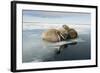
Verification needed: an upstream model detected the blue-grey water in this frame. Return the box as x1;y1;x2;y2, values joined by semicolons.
22;25;91;63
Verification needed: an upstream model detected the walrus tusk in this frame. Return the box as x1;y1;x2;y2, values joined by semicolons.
59;32;66;40
56;31;61;42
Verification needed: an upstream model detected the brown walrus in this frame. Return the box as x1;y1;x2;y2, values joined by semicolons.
42;25;78;42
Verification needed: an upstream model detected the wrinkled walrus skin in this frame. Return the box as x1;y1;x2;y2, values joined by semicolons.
42;25;78;42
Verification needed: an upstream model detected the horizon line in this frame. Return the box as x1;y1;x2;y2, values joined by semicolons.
23;22;90;25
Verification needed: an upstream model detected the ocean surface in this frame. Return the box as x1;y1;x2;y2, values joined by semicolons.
22;24;91;63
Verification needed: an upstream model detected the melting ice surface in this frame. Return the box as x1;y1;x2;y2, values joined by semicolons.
22;24;91;63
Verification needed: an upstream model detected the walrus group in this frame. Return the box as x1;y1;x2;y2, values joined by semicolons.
42;25;78;43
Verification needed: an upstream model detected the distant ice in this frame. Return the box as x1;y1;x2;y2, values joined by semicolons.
23;22;90;34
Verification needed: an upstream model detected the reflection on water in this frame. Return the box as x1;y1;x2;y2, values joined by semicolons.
22;25;91;63
55;41;77;54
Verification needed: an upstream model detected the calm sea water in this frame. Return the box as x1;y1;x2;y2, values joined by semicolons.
22;24;91;63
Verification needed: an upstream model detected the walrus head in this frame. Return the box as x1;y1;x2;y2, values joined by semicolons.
68;28;78;39
62;25;78;39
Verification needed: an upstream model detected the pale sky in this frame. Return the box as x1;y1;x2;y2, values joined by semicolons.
23;10;91;24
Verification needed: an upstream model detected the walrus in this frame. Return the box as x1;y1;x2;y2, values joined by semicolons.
42;25;78;42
